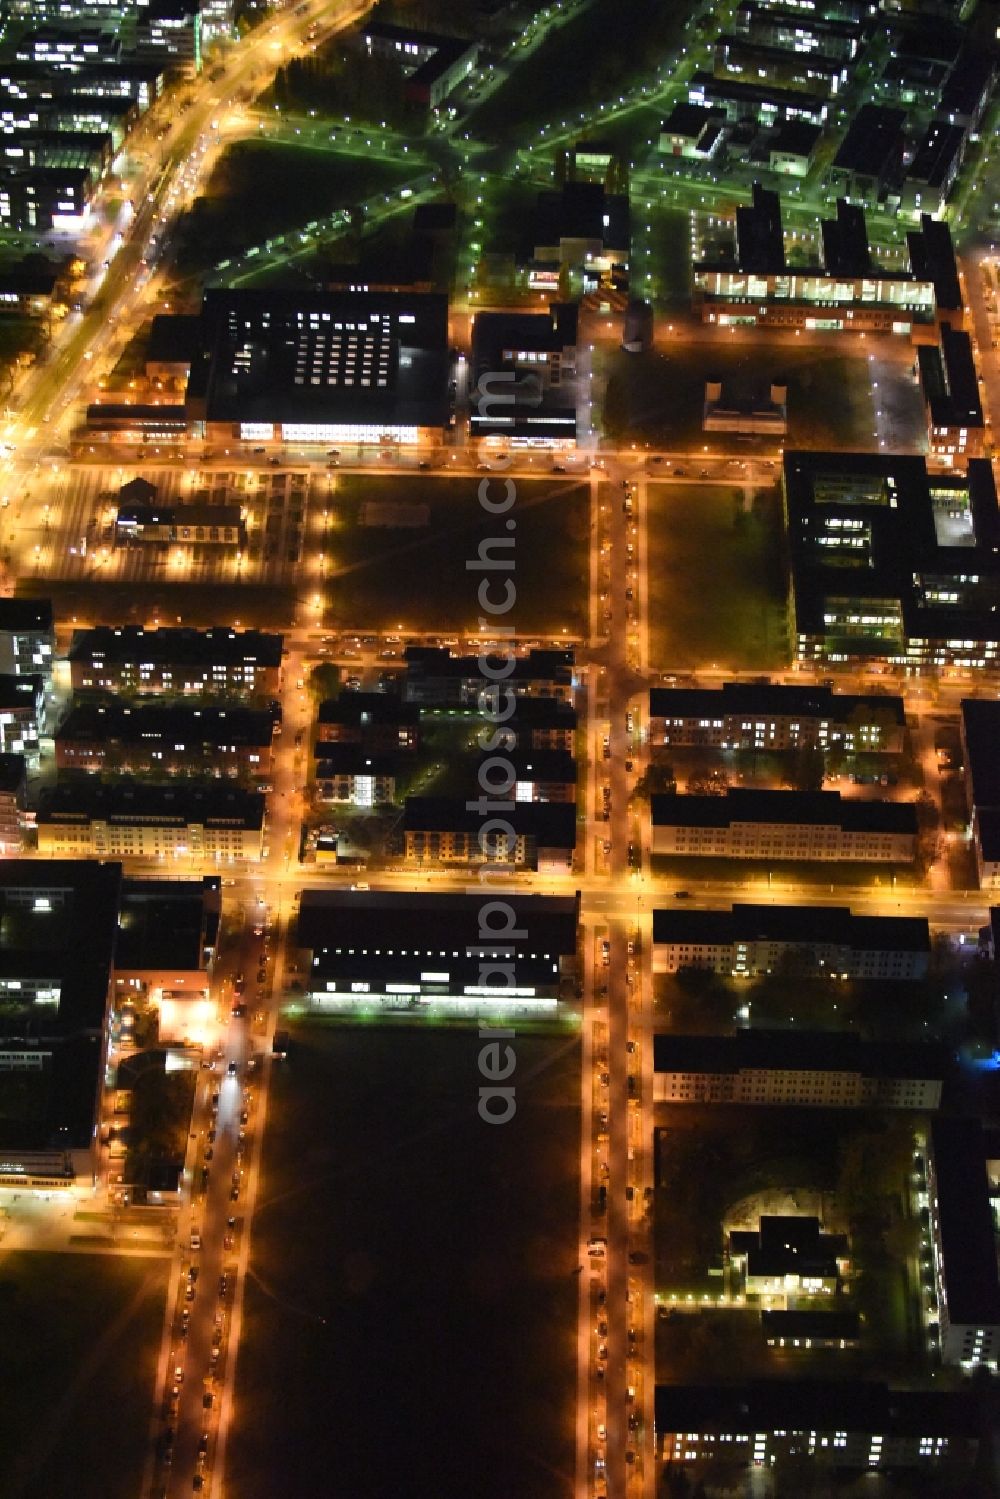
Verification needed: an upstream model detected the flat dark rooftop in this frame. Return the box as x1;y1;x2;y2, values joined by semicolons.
652;902;929;952
931;1116;1000;1327
0;597;52;633
55;700;274;749
654;1380;981;1437
68;625;283;669
297;890;579;958
38;777;265;830
649;680;905;725
403;796;577;846
961;699;1000;809
651;788;918;835
185;289;450;431
652;1029;946;1081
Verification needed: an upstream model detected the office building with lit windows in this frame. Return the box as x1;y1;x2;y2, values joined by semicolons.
177;288;451;449
917;325;985;462
648;681;906;754
652;904;930;979
0;859;122;1186
693;188;941;336
297;889;579;1012
783;450;1000;670
654;1381;981;1472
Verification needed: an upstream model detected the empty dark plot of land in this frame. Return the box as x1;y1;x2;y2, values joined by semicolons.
230;1025;580;1499
0;1252;168;1499
325;475;589;634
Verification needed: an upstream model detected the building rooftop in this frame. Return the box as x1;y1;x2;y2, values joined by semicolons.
761;1308;861;1341
652;1029;947;1082
960;701;1000;809
403;796;577;846
318;692;419;728
782;450;1000;649
37;778;266;830
663;101;726;140
736;182;785;273
297;889;578;957
116;876;219;973
68;625;283;670
183;288;451;432
531;181;629;255
918;327;983;431
0;752;25;793
930;1116;1000;1328
907;214;962;312
651;788;918;835
832;103;905;181
0;597;52;633
821;198;871;277
654;1381;982;1438
907;120;966;190
652;902;929;952
649;680;905;726
730;1214;847;1280
313;744;398;776
54;700;275;750
0;673;41;711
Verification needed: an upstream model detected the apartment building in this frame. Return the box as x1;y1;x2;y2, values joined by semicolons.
927;1117;1000;1367
53;700;275;779
652;904;930;979
68;626;283;699
403;798;576;871
316;692;420;752
648;681;906;754
650;789;917;862
960;699;1000;887
653;1031;945;1110
36;779;265;861
654;1381;981;1472
402;647;575;706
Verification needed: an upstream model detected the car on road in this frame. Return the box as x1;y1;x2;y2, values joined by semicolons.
190;1231;201;1249
203;1390;214;1410
227;1060;238;1076
674;889;692;899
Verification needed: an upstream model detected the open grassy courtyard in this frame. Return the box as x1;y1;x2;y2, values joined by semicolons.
601;338;926;453
646;480;787;671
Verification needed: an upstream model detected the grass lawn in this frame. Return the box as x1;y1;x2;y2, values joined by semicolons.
0;1251;168;1499
469;0;689;142
172;142;416;273
601;340;924;452
16;578;297;630
324;474;589;635
230;1024;580;1499
646;481;788;670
